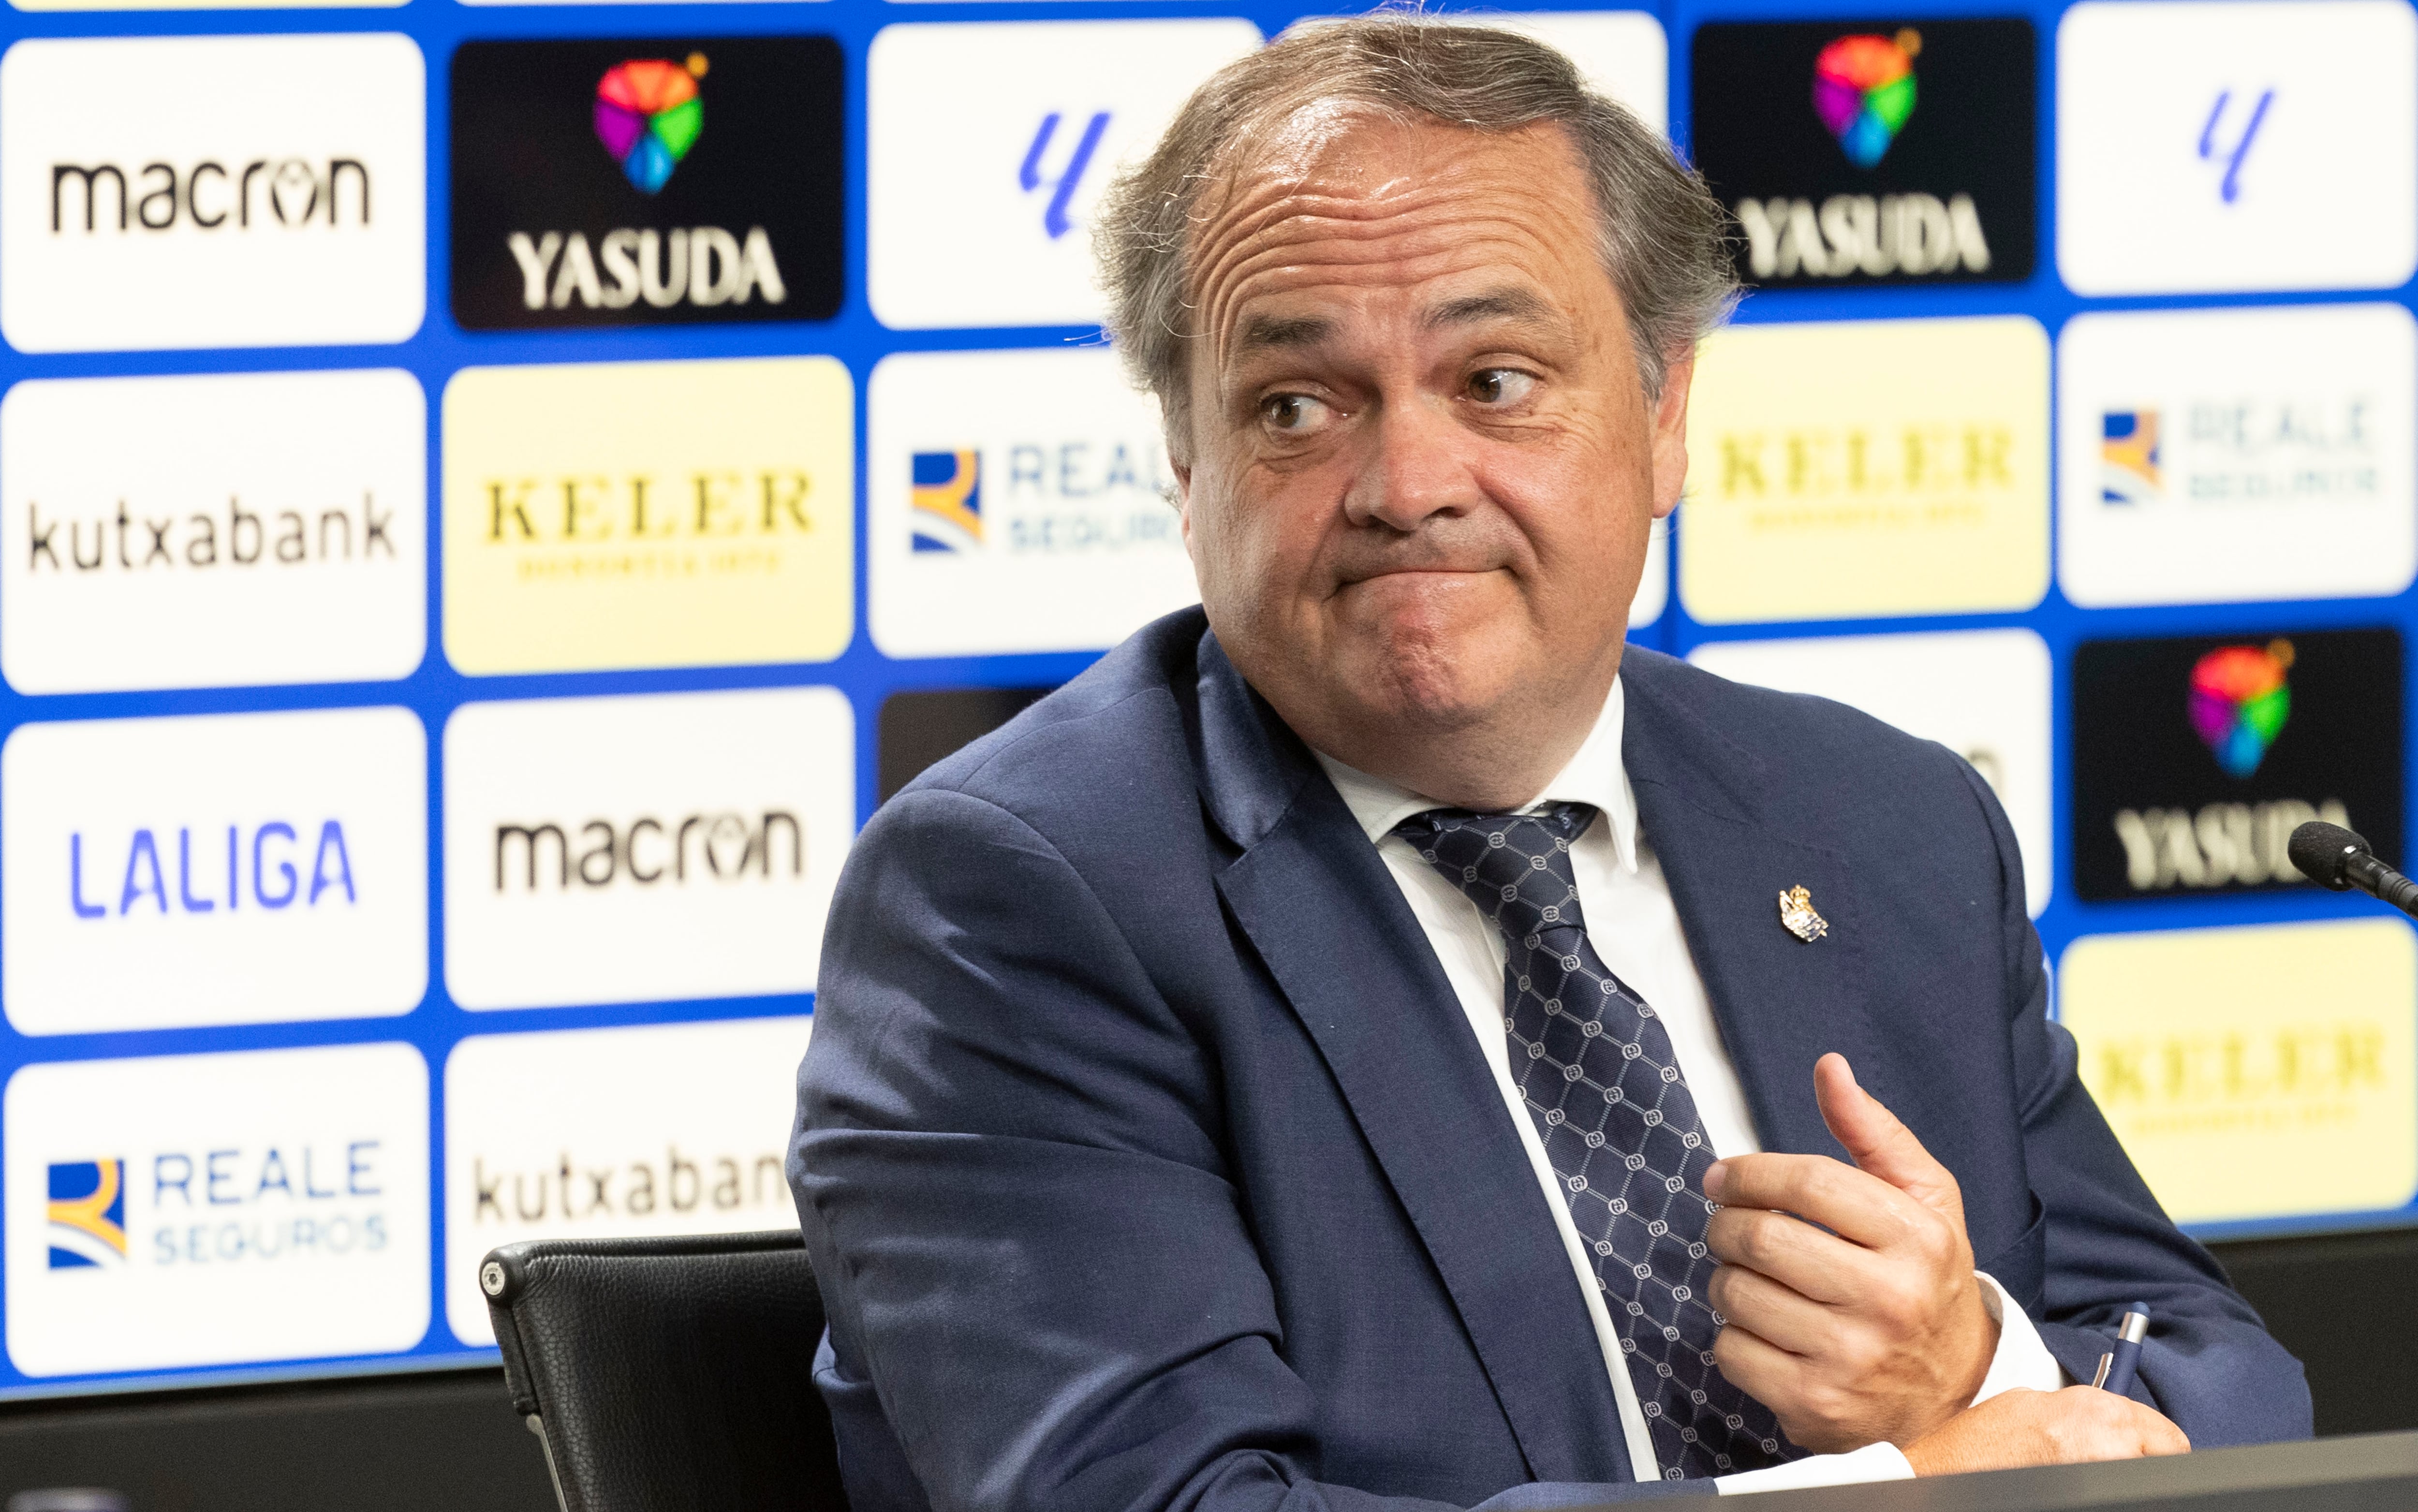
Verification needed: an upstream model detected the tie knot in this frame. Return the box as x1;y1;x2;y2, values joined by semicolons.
1396;803;1595;943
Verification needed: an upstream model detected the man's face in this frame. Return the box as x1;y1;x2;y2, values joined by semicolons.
1175;112;1693;775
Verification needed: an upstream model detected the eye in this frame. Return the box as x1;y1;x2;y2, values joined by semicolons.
1260;393;1334;434
1467;368;1537;407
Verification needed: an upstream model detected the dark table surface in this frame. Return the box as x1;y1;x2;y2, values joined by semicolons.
1662;1432;2418;1511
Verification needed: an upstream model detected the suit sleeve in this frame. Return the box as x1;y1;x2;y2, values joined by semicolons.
791;789;1708;1512
1953;758;2314;1447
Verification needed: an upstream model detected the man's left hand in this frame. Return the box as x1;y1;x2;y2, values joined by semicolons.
1701;1052;1998;1453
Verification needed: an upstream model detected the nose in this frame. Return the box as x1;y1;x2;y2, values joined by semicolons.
1340;394;1481;532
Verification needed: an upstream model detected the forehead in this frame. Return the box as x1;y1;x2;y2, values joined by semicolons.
1185;109;1608;332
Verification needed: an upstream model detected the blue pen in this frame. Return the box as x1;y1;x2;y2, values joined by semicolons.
2090;1303;2150;1396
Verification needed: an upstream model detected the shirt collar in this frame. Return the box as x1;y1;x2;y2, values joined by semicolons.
1311;677;1641;875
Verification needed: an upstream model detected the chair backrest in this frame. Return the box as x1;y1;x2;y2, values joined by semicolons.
481;1230;847;1512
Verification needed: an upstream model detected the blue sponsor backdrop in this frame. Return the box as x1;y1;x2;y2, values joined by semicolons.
0;0;2413;1399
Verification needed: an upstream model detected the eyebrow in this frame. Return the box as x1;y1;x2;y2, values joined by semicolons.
1424;287;1557;330
1234;313;1333;353
1230;288;1561;354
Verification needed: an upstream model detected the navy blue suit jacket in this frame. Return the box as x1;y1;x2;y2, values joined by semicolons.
790;608;2310;1512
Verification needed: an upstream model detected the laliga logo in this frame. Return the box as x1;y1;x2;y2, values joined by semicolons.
1813;30;1920;169
2190;640;2293;780
595;55;706;194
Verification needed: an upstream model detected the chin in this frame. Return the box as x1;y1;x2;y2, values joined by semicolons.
1342;631;1509;734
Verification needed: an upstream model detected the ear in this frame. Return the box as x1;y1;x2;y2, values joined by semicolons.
1162;393;1200;545
1647;350;1696;522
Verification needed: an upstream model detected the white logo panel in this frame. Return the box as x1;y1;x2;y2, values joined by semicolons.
868;19;1262;329
1;369;427;694
0;34;427;352
2;707;428;1035
1688;630;2052;914
5;1042;430;1378
2059;304;2417;608
443;1015;811;1345
444;688;854;1012
870;348;1197;658
2057;1;2418;295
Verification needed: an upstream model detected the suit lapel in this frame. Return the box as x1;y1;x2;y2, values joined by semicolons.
1194;635;1632;1485
1619;652;1885;1163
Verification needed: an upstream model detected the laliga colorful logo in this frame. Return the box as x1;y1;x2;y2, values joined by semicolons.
2189;640;2294;780
595;54;706;194
1813;30;1920;169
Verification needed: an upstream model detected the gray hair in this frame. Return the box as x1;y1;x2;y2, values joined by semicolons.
1093;14;1737;459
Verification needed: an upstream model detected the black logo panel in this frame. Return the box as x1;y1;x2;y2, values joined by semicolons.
877;687;1056;803
451;36;843;329
2069;629;2403;902
1689;18;2035;287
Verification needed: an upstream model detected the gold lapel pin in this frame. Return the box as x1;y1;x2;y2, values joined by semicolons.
1778;885;1828;943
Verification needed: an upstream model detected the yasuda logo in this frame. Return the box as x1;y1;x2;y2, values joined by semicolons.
2190;640;2294;779
1692;18;2033;286
2101;409;2162;505
596;56;706;195
912;450;983;554
449;36;843;329
1019;112;1110;240
1814;31;1919;169
47;1158;129;1269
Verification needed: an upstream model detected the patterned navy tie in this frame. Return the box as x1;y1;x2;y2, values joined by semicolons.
1396;802;1796;1480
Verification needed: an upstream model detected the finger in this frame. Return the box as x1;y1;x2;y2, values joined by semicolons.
2088;1389;2191;1458
1706;1150;1930;1251
1705;1261;1839;1356
2139;1412;2191;1457
1712;1325;1843;1453
1706;1206;1869;1305
1710;1318;1806;1406
1814;1054;1962;1218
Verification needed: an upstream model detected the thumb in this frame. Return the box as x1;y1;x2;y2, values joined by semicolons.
1815;1053;1962;1220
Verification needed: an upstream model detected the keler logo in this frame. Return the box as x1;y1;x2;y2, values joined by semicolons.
450;36;842;329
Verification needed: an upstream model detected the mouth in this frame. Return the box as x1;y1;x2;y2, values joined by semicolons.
1337;564;1502;591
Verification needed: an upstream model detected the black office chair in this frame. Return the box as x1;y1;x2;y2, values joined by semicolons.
480;1230;848;1512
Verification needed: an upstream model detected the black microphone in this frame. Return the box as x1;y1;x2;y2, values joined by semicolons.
2287;822;2418;919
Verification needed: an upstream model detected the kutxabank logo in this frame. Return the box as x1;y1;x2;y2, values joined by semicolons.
1814;31;1918;169
48;1158;128;1269
596;56;705;194
2190;640;2293;780
451;36;843;329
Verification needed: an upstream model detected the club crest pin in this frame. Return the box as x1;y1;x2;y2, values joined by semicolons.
1777;885;1828;943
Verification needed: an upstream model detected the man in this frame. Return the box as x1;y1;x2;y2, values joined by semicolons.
791;18;2308;1510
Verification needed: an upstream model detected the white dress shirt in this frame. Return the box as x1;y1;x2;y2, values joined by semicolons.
1313;677;2065;1496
